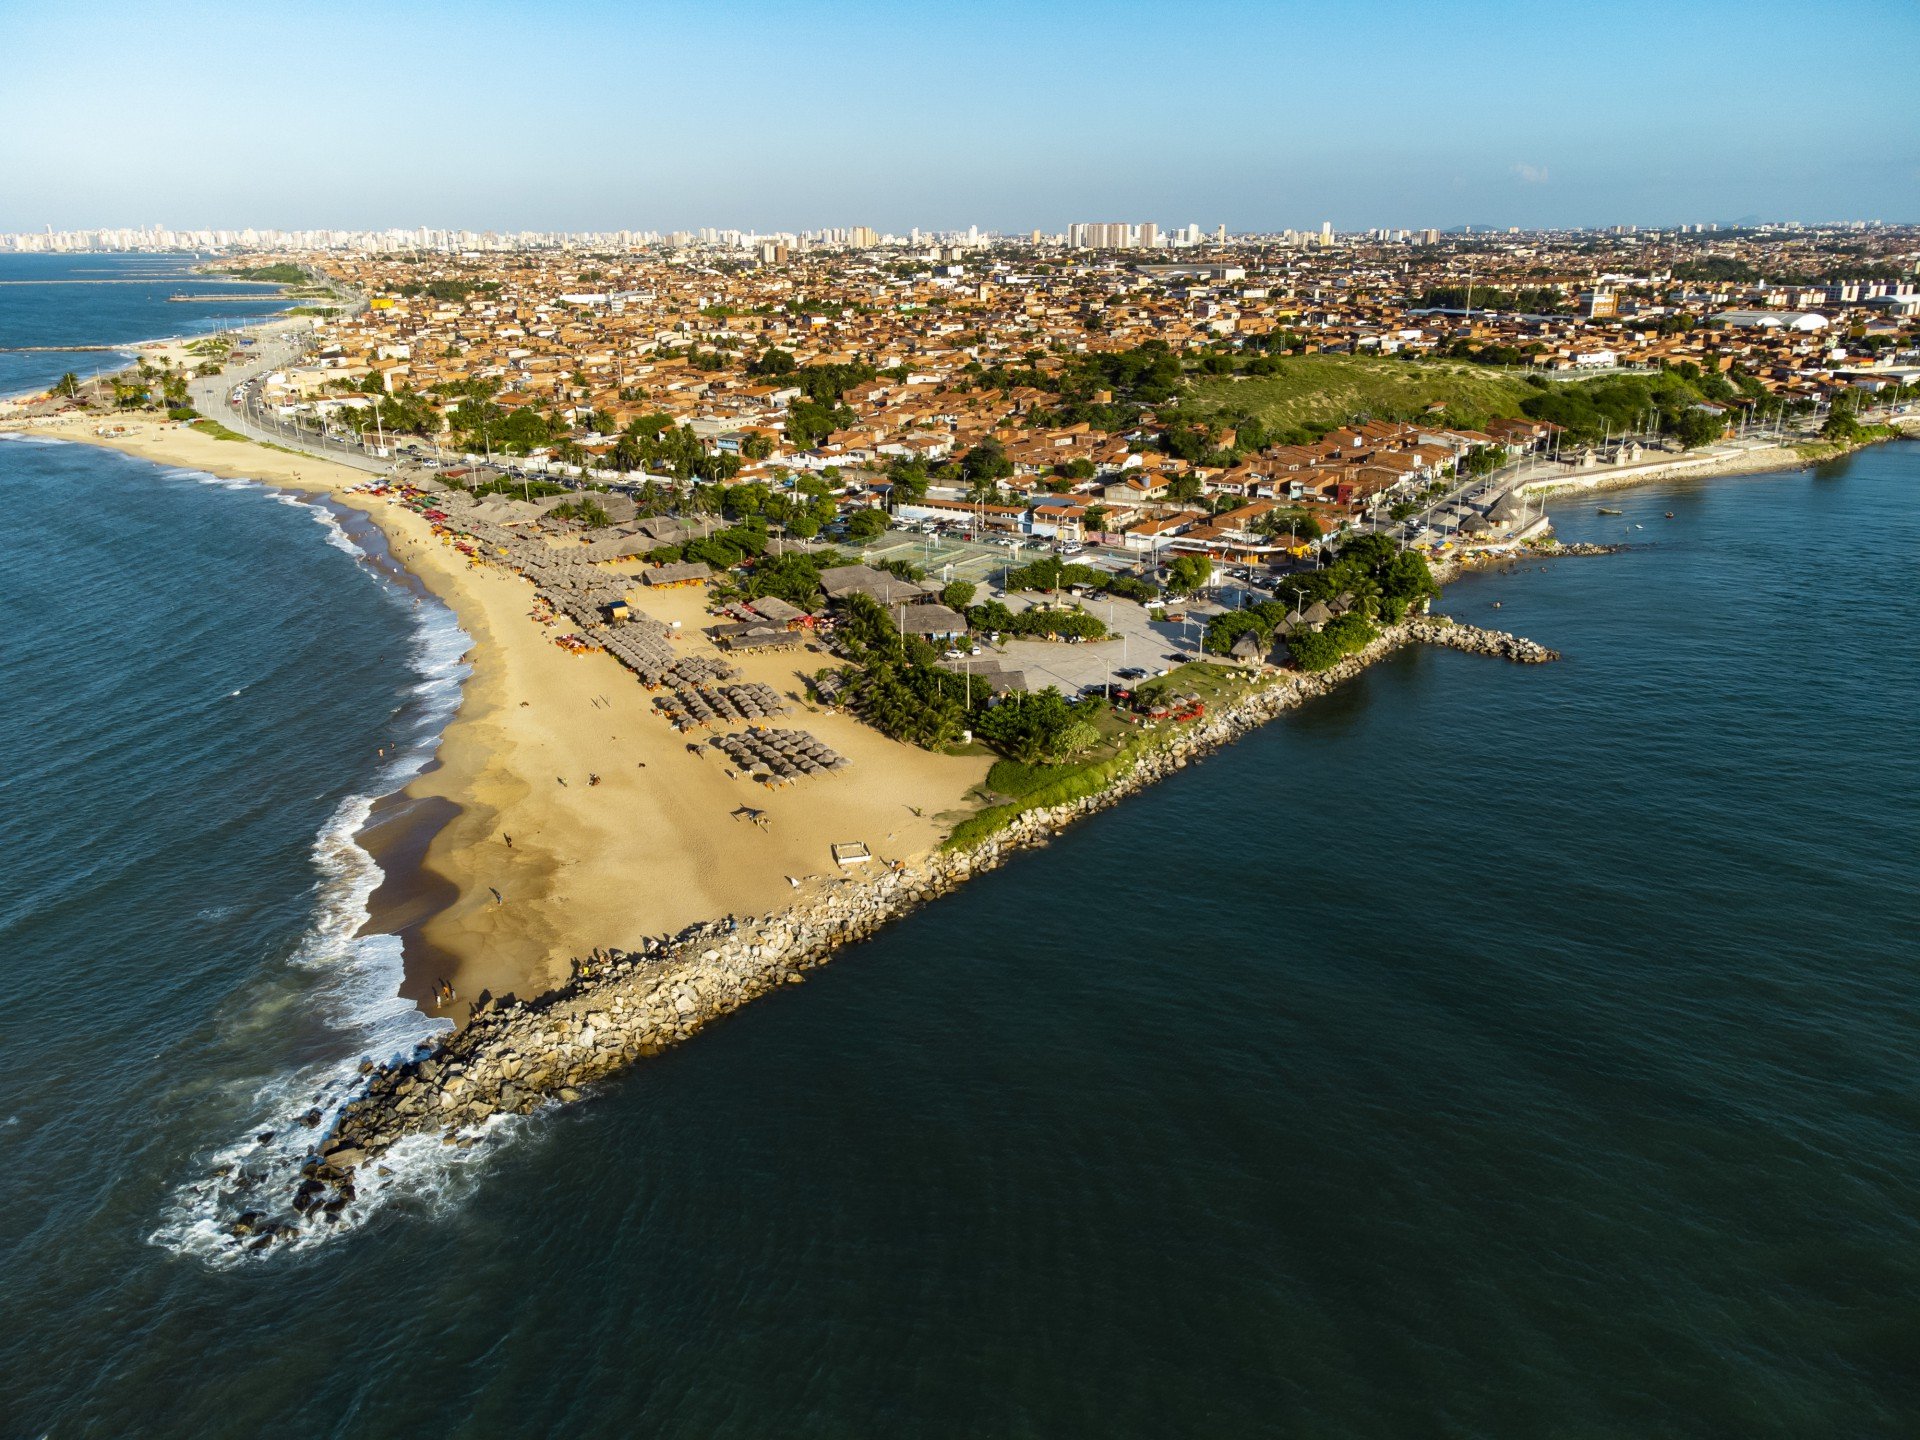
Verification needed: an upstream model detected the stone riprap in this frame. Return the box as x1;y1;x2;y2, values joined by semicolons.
259;618;1556;1238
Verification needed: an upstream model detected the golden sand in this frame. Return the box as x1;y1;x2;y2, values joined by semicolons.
8;412;991;1011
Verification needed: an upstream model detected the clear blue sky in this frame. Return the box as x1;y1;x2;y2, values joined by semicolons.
3;0;1915;234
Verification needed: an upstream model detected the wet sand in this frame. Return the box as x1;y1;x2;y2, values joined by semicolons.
1;410;993;1017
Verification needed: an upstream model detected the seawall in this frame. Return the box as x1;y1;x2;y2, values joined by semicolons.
252;618;1558;1239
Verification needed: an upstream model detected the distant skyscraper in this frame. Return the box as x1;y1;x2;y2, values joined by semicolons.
1069;222;1159;250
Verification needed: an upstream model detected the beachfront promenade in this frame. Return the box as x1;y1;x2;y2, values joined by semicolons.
188;332;393;477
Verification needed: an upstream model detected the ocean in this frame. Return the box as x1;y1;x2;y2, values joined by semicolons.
2;275;1917;1437
0;252;293;398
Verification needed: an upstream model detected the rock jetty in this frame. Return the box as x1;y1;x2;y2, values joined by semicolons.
256;617;1558;1237
1407;617;1561;664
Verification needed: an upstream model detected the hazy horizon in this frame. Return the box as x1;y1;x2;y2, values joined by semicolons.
3;0;1916;235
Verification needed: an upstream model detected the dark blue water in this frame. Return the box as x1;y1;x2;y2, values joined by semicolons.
3;326;1917;1436
0;253;291;397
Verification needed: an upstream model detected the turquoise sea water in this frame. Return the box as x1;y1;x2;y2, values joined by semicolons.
0;252;291;397
2;276;1918;1436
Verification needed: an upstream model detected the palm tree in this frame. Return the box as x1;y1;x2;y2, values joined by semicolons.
53;371;81;399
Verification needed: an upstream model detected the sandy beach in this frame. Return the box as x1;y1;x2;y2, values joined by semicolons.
10;401;1908;1023
3;410;992;1014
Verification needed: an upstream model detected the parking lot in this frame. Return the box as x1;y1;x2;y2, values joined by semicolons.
849;525;1238;696
992;590;1226;697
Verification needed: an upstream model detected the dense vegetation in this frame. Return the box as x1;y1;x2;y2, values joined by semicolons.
225;264;308;285
1419;285;1572;313
1514;368;1745;447
828;595;974;749
972;690;1100;764
964;601;1107;640
1204;534;1436;662
1183;354;1537;442
1003;555;1159;602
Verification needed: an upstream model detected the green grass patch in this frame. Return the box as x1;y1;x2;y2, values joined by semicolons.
945;661;1278;850
946;742;1148;850
1184;355;1535;436
221;263;306;285
1132;661;1255;708
981;759;1057;800
190;418;304;456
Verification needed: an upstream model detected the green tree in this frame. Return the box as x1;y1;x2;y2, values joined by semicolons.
52;372;81;399
973;689;1099;763
1820;396;1862;443
847;507;889;540
961;440;1014;484
1164;555;1213;596
1165;473;1204;504
1668;407;1726;450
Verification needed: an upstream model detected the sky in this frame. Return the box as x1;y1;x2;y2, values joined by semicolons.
2;0;1916;235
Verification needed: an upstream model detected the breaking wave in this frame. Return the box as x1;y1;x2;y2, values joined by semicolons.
150;480;494;1266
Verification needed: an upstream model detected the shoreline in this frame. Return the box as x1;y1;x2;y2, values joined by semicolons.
288;615;1555;1228
7;397;1908;1253
0;411;498;1001
1511;422;1919;499
0;408;996;1014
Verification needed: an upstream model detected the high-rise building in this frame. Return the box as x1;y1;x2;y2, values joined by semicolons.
1069;222;1160;250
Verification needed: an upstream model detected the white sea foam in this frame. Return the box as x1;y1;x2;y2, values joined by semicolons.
172;466;252;491
274;489;364;560
151;492;483;1268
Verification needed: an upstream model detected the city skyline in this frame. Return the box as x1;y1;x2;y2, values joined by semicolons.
2;216;1909;258
3;0;1917;236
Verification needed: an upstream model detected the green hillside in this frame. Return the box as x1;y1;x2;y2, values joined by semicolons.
1183;355;1536;439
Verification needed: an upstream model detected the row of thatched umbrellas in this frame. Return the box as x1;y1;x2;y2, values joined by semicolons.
660;655;736;688
657;683;789;730
711;728;849;781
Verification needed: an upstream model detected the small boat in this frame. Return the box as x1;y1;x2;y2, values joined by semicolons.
1665;512;1675;519
1598;507;1624;516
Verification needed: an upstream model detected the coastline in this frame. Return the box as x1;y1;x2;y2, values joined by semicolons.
0;408;993;1016
1512;421;1919;498
7;393;1910;1253
10;406;1905;1005
294;615;1555;1217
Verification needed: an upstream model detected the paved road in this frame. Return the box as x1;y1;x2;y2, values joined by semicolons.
186;280;393;476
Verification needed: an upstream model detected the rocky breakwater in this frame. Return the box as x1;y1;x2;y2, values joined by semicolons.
256;621;1555;1238
1407;617;1560;664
